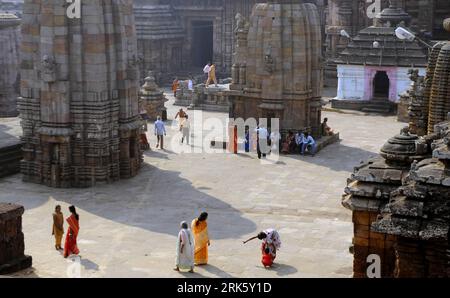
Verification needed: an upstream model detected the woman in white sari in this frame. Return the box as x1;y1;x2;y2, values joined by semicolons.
175;221;195;273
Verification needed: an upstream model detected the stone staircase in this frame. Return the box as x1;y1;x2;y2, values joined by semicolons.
361;97;397;114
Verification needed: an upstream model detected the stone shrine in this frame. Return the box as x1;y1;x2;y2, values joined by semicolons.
229;0;323;137
0;12;20;117
325;0;450;85
0;203;32;274
18;0;143;188
342;19;450;278
332;1;428;113
139;72;168;121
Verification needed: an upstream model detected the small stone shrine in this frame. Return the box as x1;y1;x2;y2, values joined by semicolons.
229;0;323;137
139;72;168;121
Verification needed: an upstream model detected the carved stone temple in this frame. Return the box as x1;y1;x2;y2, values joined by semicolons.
342;19;450;278
18;0;143;188
332;1;428;114
229;0;323;137
133;0;327;84
0;12;20;117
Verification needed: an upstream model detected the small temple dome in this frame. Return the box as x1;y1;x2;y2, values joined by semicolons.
244;0;322;100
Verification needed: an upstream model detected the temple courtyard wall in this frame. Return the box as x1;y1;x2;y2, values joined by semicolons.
0;93;404;278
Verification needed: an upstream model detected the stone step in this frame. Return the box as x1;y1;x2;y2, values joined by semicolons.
361;107;393;114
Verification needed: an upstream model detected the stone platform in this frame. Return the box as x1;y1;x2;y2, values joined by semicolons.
0;117;22;178
331;99;397;114
0;203;32;275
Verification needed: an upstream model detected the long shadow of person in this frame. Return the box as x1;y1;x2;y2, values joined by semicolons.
200;264;234;278
268;263;298;277
178;271;207;278
81;258;99;271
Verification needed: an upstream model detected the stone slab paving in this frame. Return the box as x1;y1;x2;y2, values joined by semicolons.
0;93;404;278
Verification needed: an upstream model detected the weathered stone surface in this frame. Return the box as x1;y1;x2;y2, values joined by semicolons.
229;1;323;137
140;72;168;121
0;13;20;117
18;0;142;188
0;203;32;274
344;20;450;277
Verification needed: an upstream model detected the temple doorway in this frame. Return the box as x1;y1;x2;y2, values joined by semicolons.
191;20;214;67
373;71;390;98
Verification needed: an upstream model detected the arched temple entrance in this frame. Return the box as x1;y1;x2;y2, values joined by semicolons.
373;71;390;98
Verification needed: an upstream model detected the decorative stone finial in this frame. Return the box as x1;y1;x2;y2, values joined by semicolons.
444;18;450;33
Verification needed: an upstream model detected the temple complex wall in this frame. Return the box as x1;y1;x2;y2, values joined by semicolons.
0;13;20;117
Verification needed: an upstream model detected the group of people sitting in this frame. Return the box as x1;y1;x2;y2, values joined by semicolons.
281;131;317;156
280;118;334;156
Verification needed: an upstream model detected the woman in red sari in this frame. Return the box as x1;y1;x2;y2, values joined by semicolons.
64;205;80;258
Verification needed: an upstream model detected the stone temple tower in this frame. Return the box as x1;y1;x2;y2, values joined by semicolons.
0;13;20;117
18;0;143;188
229;0;322;136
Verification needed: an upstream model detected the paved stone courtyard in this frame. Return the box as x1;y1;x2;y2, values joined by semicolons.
0;92;404;278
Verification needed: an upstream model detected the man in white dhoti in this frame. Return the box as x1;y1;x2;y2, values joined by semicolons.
174;221;195;273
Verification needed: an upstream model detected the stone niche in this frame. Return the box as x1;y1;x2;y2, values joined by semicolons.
229;0;323;137
0;203;32;275
18;0;143;188
0;13;20;117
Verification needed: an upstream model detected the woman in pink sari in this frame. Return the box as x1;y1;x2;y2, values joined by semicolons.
64;205;80;258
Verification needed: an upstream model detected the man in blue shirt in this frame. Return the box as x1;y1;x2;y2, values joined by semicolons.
295;130;305;154
154;116;166;149
301;132;316;157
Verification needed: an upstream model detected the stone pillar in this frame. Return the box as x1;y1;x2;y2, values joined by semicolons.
0;13;20;117
0;203;32;274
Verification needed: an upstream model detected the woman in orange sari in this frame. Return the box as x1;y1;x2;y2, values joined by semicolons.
191;212;210;265
172;77;179;96
64;205;80;258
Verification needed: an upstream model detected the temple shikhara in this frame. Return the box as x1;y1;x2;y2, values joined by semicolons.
0;0;449;279
0;12;20;117
229;1;323;136
17;0;143;188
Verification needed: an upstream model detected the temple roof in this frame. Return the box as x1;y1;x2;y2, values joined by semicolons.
336;2;428;68
134;5;185;41
335;26;428;68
